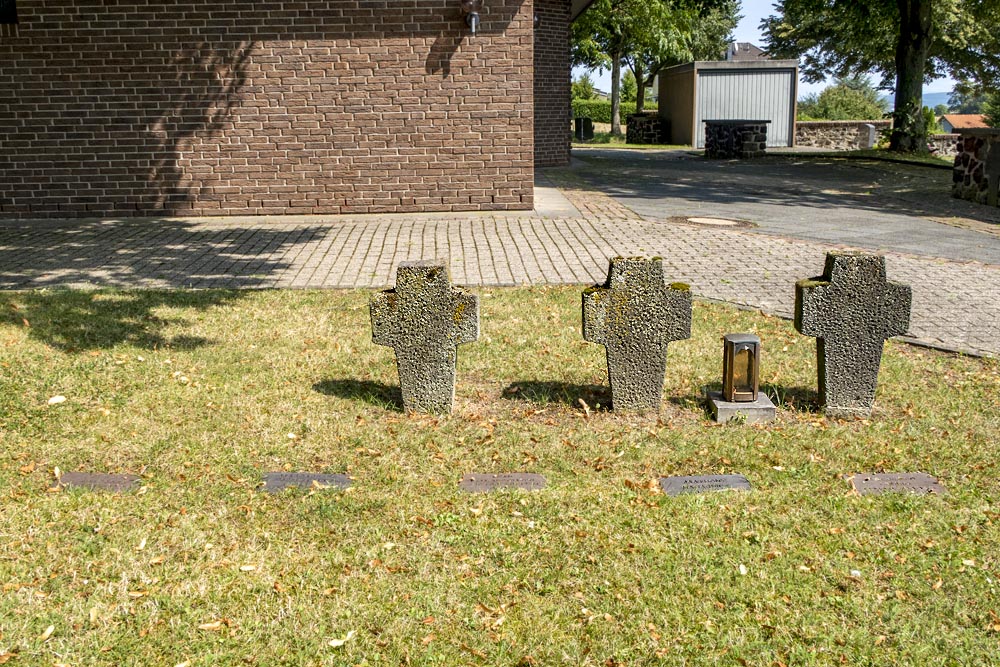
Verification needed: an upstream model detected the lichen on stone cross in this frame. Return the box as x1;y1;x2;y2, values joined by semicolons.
370;261;479;413
794;251;911;418
582;257;692;411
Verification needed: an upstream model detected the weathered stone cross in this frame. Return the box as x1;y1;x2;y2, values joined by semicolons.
582;257;692;411
795;251;911;417
370;261;479;413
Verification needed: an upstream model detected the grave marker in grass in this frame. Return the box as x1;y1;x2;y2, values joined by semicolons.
848;472;946;496
55;472;140;492
659;474;752;496
370;261;479;413
582;257;692;411
795;251;911;417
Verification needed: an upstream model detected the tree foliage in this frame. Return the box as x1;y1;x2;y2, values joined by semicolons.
948;79;989;113
572;73;599;100
620;70;638;103
984;93;1000;128
572;0;738;134
797;76;889;121
763;0;1000;152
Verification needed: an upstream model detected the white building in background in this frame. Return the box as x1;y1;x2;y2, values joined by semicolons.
657;43;799;148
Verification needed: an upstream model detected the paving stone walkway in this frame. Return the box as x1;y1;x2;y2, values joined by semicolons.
0;159;998;358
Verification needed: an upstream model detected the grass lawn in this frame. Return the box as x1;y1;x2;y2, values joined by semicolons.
572;132;691;150
1;287;998;666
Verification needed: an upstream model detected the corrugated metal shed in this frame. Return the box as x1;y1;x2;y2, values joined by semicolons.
658;60;799;148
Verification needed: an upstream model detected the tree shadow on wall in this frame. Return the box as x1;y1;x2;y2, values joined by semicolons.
144;42;253;212
426;32;464;76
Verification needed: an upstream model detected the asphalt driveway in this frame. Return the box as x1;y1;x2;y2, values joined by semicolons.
566;148;1000;265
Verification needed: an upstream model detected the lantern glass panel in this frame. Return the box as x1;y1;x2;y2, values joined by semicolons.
732;346;755;397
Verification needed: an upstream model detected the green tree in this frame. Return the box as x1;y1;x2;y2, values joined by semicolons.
572;0;738;132
572;73;599;100
621;70;638;103
796;76;889;120
934;104;948;115
573;0;669;135
948;80;988;113
625;0;739;112
984;93;1000;127
763;0;1000;152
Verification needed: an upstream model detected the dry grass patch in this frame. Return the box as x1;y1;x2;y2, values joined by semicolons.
0;287;997;666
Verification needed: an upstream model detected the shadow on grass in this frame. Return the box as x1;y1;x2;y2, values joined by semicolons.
669;393;709;413
1;289;240;352
501;380;610;408
761;384;822;413
314;379;404;412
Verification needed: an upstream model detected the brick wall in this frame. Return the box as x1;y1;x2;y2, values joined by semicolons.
533;0;570;167
0;0;534;218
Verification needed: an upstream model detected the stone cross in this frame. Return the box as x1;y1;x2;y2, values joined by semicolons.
795;251;911;417
371;261;479;413
582;257;692;411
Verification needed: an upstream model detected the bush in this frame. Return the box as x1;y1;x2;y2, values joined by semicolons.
571;99;657;123
796;76;888;121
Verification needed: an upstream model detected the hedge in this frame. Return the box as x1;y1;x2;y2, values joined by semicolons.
571;99;658;124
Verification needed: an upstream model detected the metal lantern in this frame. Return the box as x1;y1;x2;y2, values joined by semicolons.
722;333;760;402
460;0;483;34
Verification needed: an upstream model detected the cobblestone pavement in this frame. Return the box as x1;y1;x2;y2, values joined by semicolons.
0;161;998;358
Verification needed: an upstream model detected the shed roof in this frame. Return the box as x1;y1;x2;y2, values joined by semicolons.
941;114;988;129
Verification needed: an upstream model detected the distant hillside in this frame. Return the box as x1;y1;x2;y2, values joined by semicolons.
923;92;950;109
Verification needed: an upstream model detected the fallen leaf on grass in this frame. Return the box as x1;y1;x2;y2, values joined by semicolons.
239;565;256;572
38;625;54;641
47;396;66;405
421;633;436;645
328;630;356;648
198;620;226;631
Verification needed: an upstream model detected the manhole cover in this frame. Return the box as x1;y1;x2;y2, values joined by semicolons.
687;217;741;226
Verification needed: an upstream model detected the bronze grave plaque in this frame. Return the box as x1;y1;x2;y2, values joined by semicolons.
659;474;751;496
459;473;546;493
57;472;140;492
848;472;946;496
262;472;351;492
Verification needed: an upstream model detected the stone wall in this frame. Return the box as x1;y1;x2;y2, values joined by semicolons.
705;120;768;159
626;113;667;145
952;129;1000;206
534;0;571;167
928;134;961;157
795;121;891;150
0;0;534;218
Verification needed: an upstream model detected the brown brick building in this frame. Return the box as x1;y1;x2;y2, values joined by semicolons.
0;0;587;218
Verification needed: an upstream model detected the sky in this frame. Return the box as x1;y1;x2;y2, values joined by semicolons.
573;0;957;99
